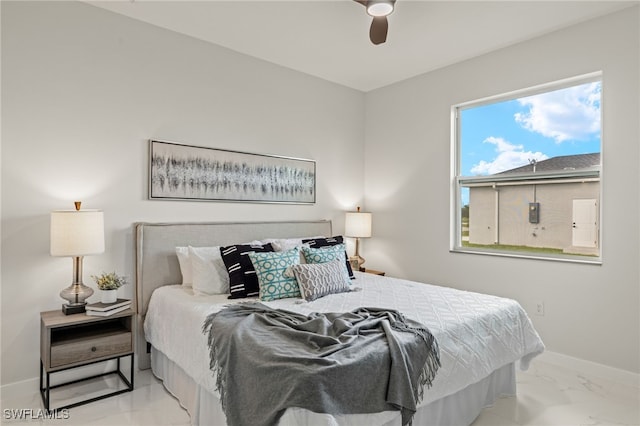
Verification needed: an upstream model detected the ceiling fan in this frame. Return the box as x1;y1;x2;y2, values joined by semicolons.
353;0;396;45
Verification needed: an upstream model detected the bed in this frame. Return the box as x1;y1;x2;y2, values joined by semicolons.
135;220;544;426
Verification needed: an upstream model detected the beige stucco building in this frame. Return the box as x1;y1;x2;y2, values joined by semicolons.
468;153;600;256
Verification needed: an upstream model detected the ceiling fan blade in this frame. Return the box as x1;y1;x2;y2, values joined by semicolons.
369;16;388;45
353;0;367;6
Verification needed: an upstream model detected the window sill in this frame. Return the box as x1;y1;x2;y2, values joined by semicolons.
450;247;602;265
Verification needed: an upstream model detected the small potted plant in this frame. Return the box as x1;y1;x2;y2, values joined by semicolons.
92;272;127;304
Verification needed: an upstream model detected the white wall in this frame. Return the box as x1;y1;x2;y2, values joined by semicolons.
364;7;640;373
0;1;364;386
2;1;638;389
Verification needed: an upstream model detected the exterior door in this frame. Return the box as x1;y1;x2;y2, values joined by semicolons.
572;199;598;248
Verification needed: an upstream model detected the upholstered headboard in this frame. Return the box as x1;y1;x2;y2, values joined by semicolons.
134;220;332;368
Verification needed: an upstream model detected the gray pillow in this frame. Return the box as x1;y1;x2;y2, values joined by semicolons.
290;260;351;302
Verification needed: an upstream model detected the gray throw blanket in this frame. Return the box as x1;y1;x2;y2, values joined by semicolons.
202;303;440;426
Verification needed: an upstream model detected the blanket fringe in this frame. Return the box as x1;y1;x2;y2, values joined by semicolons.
388;314;440;426
202;312;228;412
388;312;441;403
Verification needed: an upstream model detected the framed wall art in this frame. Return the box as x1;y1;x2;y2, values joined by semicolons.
149;140;316;204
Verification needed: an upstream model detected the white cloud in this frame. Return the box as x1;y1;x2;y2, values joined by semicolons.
514;82;600;142
470;137;548;175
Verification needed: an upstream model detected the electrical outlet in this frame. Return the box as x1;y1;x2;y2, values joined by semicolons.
535;301;545;316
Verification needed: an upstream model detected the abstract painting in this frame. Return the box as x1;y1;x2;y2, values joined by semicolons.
149;140;316;204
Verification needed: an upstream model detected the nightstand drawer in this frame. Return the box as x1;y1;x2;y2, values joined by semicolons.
50;331;132;368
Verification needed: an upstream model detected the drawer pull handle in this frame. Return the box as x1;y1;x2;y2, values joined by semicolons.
91;346;97;352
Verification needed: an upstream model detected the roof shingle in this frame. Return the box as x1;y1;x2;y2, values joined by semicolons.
497;153;600;175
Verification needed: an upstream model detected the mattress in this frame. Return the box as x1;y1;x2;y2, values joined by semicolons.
144;271;544;422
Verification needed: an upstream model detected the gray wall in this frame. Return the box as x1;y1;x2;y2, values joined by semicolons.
364;7;639;373
1;1;364;385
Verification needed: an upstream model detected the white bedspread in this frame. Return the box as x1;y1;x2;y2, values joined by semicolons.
144;272;544;413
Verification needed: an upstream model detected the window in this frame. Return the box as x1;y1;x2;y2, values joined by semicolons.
452;73;602;263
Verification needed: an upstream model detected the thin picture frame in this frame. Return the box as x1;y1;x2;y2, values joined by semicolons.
148;140;316;204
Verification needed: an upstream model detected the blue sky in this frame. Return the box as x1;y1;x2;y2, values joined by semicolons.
460;81;601;178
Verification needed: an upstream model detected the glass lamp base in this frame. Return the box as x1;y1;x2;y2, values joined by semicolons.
60;282;93;315
349;255;365;272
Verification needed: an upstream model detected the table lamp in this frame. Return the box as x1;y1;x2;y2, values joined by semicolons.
345;206;372;271
50;202;105;315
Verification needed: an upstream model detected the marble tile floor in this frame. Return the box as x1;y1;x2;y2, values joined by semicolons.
1;357;638;425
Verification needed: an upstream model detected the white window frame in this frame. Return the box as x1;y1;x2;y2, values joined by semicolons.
450;72;603;264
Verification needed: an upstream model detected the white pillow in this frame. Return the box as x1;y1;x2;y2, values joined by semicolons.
177;242;260;287
259;236;324;252
175;247;193;286
188;246;230;295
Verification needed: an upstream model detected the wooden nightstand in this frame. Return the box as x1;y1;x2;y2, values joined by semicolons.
40;308;134;411
359;268;386;276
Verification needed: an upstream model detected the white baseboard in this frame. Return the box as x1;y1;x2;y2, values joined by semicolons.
0;376;39;399
537;350;640;389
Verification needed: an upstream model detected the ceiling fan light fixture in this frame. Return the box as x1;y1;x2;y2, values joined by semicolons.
366;1;394;17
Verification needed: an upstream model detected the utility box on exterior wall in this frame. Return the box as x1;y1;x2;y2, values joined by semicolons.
529;202;540;224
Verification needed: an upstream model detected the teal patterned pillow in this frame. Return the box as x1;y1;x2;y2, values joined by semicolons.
249;248;301;301
301;244;351;284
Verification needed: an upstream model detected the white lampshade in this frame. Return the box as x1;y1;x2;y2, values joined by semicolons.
345;209;372;238
50;209;105;256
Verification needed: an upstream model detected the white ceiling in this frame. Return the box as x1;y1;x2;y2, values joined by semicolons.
88;1;637;92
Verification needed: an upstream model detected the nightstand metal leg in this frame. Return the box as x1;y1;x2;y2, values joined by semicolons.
116;353;134;391
46;372;50;411
39;360;50;411
130;353;135;389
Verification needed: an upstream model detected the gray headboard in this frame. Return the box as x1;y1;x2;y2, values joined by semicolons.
134;220;332;368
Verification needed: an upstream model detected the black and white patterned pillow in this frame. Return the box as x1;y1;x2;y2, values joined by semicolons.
220;243;274;299
301;236;355;279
